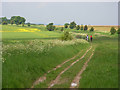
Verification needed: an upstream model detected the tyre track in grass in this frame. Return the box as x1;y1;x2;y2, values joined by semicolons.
31;49;83;88
70;49;94;88
48;46;92;88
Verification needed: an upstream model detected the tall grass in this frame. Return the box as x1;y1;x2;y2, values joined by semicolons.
2;39;89;88
79;37;118;88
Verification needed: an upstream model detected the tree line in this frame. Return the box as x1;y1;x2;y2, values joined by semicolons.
0;16;26;25
46;21;94;32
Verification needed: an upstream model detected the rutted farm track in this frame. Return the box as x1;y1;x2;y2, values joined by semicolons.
31;45;95;88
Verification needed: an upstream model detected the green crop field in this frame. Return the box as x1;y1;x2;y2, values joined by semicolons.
1;24;119;88
1;25;63;39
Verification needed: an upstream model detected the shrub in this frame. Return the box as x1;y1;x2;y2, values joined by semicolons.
110;27;116;35
117;28;120;34
90;27;94;32
76;25;80;30
84;25;88;31
61;31;73;41
75;35;86;39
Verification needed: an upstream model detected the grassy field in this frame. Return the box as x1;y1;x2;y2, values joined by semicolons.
1;24;118;88
1;25;63;39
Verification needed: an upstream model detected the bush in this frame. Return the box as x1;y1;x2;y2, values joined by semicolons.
61;31;73;41
75;35;86;39
84;25;88;31
110;27;116;35
90;27;94;32
76;25;80;30
117;28;120;34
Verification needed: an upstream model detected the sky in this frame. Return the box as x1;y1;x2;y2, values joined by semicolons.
1;2;118;25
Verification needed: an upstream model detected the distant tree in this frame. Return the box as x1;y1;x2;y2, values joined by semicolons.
2;21;8;25
84;25;88;31
69;21;76;29
10;16;26;25
90;27;94;32
64;23;69;28
81;24;84;30
61;27;64;31
22;22;25;27
0;17;8;24
1;17;7;22
10;20;14;25
76;25;80;30
46;23;55;31
0;18;2;24
110;27;116;35
7;19;10;24
117;28;120;34
28;23;30;27
49;23;53;25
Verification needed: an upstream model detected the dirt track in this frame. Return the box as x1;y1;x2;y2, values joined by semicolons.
31;49;83;88
70;49;94;88
48;46;92;88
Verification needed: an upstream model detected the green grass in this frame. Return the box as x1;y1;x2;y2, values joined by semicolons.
2;24;118;88
52;47;94;88
35;46;90;88
1;25;63;39
2;40;89;88
79;37;118;88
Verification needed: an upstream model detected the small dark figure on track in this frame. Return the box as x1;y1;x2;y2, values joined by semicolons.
90;35;92;42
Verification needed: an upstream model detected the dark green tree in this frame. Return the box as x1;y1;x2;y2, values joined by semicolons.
2;21;8;25
46;23;55;31
10;16;26;25
0;17;8;24
76;25;80;30
61;27;64;31
110;27;116;35
84;25;88;31
64;23;69;28
69;21;76;29
81;24;84;30
90;27;94;32
10;20;14;25
28;23;30;27
117;28;120;34
22;22;25;27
